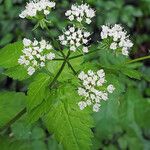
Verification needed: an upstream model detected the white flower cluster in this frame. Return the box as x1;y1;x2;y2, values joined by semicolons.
77;70;115;112
18;38;55;75
65;3;95;24
101;24;133;56
59;26;90;53
19;0;56;19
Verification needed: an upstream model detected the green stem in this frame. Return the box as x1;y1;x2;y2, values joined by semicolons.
0;108;26;132
66;61;78;75
69;48;101;60
126;55;150;64
49;51;70;88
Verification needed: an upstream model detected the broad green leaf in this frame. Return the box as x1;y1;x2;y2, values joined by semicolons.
27;73;51;111
47;60;63;75
0;136;32;150
94;74;124;140
0;41;23;68
0;92;26;129
91;40;129;70
119;88;148;150
26;98;52;125
48;137;64;150
11;119;47;150
4;65;29;81
12;120;45;141
121;68;142;80
43;85;93;150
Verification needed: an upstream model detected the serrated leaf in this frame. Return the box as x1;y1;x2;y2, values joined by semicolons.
119;88;148;150
27;73;51;111
0;41;23;68
43;85;93;150
4;65;29;81
0;92;26;129
94;74;124;140
121;68;142;80
26;98;52;125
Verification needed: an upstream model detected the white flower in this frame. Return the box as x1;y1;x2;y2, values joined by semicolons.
23;38;31;46
77;17;82;22
18;38;55;76
65;3;95;24
18;56;26;65
110;42;117;50
70;46;76;51
78;71;87;80
59;26;91;53
107;84;115;93
69;27;75;32
27;66;35;76
59;35;65;41
101;93;108;101
19;0;56;19
83;47;89;53
68;15;74;21
86;18;91;24
97;69;105;78
93;103;101;112
44;10;50;15
86;100;92;106
84;32;90;38
77;70;115;112
40;62;45;67
78;101;87;110
47;52;55;60
65;10;72;16
46;44;53;50
100;24;133;56
122;48;129;56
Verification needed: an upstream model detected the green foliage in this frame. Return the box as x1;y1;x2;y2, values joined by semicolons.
43;85;93;150
93;86;150;149
0;92;26;128
4;65;29;81
27;73;51;111
0;136;32;150
0;0;149;150
0;41;23;68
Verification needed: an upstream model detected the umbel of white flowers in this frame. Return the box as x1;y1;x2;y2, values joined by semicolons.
101;24;133;56
19;0;55;19
59;26;90;53
18;38;55;75
77;70;115;112
65;3;95;24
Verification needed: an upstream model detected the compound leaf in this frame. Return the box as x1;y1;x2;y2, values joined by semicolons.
43;85;93;150
0;41;23;68
27;73;51;111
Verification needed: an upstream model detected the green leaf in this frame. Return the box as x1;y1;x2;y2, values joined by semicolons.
4;65;29;81
121;68;142;80
48;137;64;150
43;85;93;150
0;92;26;129
0;136;32;150
0;33;13;46
26;98;52;125
27;73;51;111
0;41;23;68
94;74;124;140
119;88;148;150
